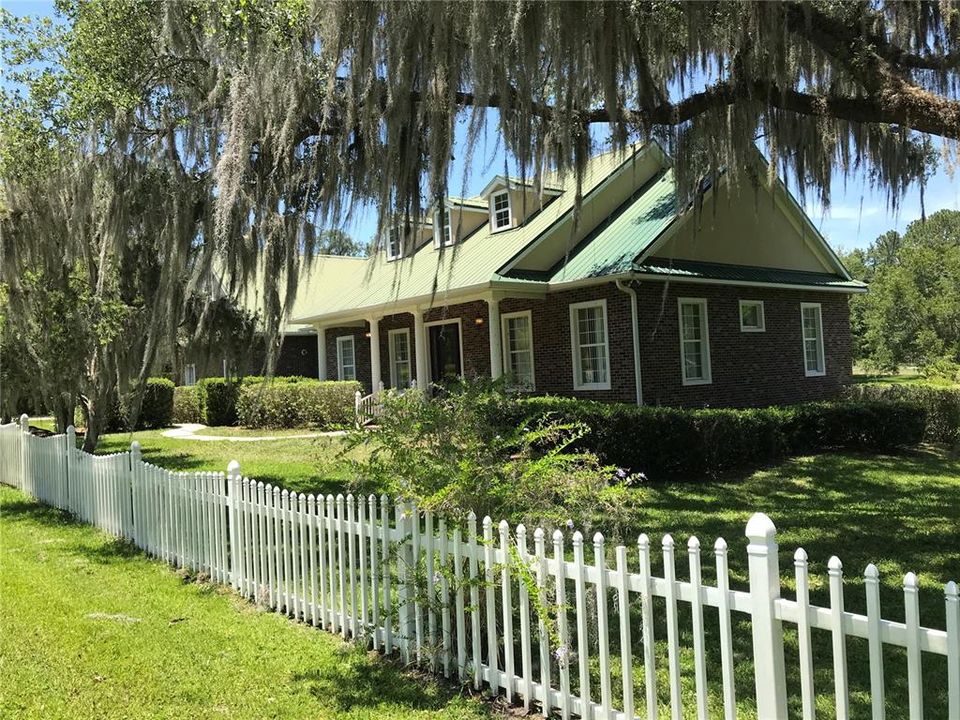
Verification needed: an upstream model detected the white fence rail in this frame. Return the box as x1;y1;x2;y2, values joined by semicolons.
1;416;958;719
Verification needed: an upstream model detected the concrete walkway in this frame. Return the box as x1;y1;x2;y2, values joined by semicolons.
161;423;345;442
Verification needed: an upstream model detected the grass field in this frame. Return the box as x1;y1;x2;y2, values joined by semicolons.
0;486;491;720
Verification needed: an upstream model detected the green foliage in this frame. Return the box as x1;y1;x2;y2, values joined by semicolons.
844;383;960;445
343;381;640;534
196;378;240;427
494;395;927;481
236;380;361;429
105;378;174;431
172;386;202;424
843;210;960;372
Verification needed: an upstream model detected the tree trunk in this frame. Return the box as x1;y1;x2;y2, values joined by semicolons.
79;392;109;454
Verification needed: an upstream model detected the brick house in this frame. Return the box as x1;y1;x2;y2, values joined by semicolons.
291;143;865;408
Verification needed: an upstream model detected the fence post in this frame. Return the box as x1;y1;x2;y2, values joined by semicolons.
227;460;241;591
129;441;141;545
354;391;362;429
65;425;76;512
745;512;788;720
19;413;29;491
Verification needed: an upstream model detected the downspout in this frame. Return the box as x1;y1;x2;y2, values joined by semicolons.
615;279;643;406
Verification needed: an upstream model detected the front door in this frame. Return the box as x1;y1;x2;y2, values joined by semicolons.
428;322;462;387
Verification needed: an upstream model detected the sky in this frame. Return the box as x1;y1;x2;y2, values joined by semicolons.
6;0;959;254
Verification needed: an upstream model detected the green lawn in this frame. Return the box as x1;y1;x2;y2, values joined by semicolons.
0;486;491;720
95;429;361;495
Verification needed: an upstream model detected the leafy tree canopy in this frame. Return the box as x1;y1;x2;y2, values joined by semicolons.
1;0;959;440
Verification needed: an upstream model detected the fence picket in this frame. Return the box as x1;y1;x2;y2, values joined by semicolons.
946;581;959;720
454;525;467;681
904;572;924;720
499;520;515;704
380;494;391;653
864;564;886;720
517;525;534;712
715;539;736;720
483;516;499;697
347;494;357;636
439;518;451;677
555;530;571;720
616;544;634;720
468;512;481;691
828;556;850;720
794;548;815;720
663;534;682;720
573;532;593;720
368;495;380;647
534;528;552;715
688;537;708;720
426;511;437;670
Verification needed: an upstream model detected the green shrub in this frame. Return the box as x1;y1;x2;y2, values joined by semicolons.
495;394;926;481
236;379;361;429
843;382;960;444
172;386;202;424
139;378;175;429
105;378;175;431
197;377;240;426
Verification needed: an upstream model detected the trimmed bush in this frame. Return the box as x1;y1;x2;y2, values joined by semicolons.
492;395;927;481
236;379;361;429
843;382;960;444
197;377;240;426
105;378;175;431
172;386;202;424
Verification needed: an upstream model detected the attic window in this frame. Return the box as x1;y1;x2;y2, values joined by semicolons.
490;190;512;231
386;227;403;260
434;207;453;248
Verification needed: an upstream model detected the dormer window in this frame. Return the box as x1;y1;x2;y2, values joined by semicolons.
386;227;403;261
490;190;512;232
434;207;453;248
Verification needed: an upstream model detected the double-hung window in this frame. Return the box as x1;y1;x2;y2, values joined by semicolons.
739;299;765;332
570;300;610;390
801;302;826;376
678;298;712;385
501;311;535;389
388;328;411;389
490;190;512;231
434;207;453;248
386;227;403;260
336;336;357;381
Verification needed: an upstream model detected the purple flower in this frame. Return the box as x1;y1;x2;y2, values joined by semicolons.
615;468;629;480
565;518;574;530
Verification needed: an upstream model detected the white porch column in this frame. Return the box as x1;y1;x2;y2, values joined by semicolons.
413;308;429;390
486;295;503;380
316;326;327;380
368;316;382;393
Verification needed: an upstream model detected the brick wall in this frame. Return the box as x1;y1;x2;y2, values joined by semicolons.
635;282;851;407
324;324;372;392
377;312;416;388
501;283;638;402
423;300;491;378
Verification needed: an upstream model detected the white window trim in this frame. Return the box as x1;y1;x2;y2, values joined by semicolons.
433;207;454;248
424;318;465;379
500;310;535;390
800;302;827;377
184;363;197;387
678;297;713;386
386;226;404;261
489;189;513;232
336;335;357;381
739;299;766;332
388;327;412;389
569;299;611;391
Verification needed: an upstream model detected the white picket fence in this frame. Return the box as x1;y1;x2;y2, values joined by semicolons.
1;416;958;720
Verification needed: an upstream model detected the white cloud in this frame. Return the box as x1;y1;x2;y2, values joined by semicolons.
804;202;881;221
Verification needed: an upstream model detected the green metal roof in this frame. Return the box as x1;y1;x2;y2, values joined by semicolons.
539;169;676;283
632;259;867;290
291;148;640;323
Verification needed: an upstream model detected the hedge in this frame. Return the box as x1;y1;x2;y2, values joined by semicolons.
172;386;203;424
490;396;927;481
105;378;175;431
197;377;240;426
843;382;960;445
236;380;362;429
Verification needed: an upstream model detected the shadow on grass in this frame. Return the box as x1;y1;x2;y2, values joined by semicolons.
291;645;481;714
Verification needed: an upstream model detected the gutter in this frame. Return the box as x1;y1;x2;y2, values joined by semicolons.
615;279;644;406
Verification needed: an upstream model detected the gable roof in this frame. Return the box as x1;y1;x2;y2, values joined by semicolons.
292;147;640;324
